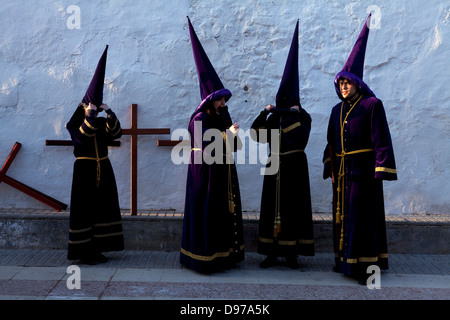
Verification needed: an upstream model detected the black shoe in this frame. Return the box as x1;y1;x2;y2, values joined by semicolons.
332;265;340;273
95;253;108;263
260;256;277;269
357;273;370;286
285;256;300;269
80;256;98;265
358;277;368;286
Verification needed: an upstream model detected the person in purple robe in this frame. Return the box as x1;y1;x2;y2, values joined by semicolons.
66;45;124;265
179;17;245;273
322;14;397;284
251;21;314;269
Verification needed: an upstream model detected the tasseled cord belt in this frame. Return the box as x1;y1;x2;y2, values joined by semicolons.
76;137;108;187
335;95;373;251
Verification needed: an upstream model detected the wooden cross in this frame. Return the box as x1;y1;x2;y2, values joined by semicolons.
123;104;170;215
45;140;120;147
0;142;68;211
46;104;170;216
157;140;187;147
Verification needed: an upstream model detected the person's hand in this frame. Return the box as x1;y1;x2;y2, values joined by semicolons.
229;123;239;135
99;104;110;111
290;105;300;112
265;104;275;111
85;103;97;117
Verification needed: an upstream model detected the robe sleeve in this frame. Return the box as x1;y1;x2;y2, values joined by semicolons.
104;109;123;141
371;100;397;180
190;112;208;149
218;106;233;128
68;109;98;145
218;107;242;152
279;109;311;150
322;114;334;180
250;109;270;143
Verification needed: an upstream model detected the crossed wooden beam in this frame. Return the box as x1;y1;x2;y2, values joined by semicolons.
0;142;68;211
45;104;184;216
2;105;189;214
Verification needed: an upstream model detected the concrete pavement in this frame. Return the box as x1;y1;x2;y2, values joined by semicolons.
0;209;448;317
0;249;448;301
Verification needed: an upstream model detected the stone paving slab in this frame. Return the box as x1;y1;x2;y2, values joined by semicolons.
1;207;450;223
0;209;449;306
1;249;449;275
0;249;448;309
0;265;449;301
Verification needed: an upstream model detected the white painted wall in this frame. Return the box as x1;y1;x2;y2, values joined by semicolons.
1;0;449;215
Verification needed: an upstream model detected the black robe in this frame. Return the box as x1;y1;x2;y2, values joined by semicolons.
251;108;315;257
180;106;245;273
66;105;124;260
323;95;397;277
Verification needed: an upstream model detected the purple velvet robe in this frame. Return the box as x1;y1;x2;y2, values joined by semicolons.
180;105;245;273
323;95;397;277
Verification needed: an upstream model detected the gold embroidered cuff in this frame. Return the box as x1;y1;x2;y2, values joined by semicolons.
375;167;397;174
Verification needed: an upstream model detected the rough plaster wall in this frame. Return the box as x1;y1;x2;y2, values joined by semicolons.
0;0;449;215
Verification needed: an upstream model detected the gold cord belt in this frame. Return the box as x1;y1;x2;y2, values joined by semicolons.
272;117;307;238
335;95;374;251
272;149;305;237
224;135;235;215
76;137;107;186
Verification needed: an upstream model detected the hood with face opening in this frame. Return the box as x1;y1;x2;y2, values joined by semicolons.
334;14;376;100
187;17;233;121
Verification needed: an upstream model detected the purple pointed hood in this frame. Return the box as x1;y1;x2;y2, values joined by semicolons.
334;14;375;99
275;20;300;109
82;45;108;108
187;17;232;118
